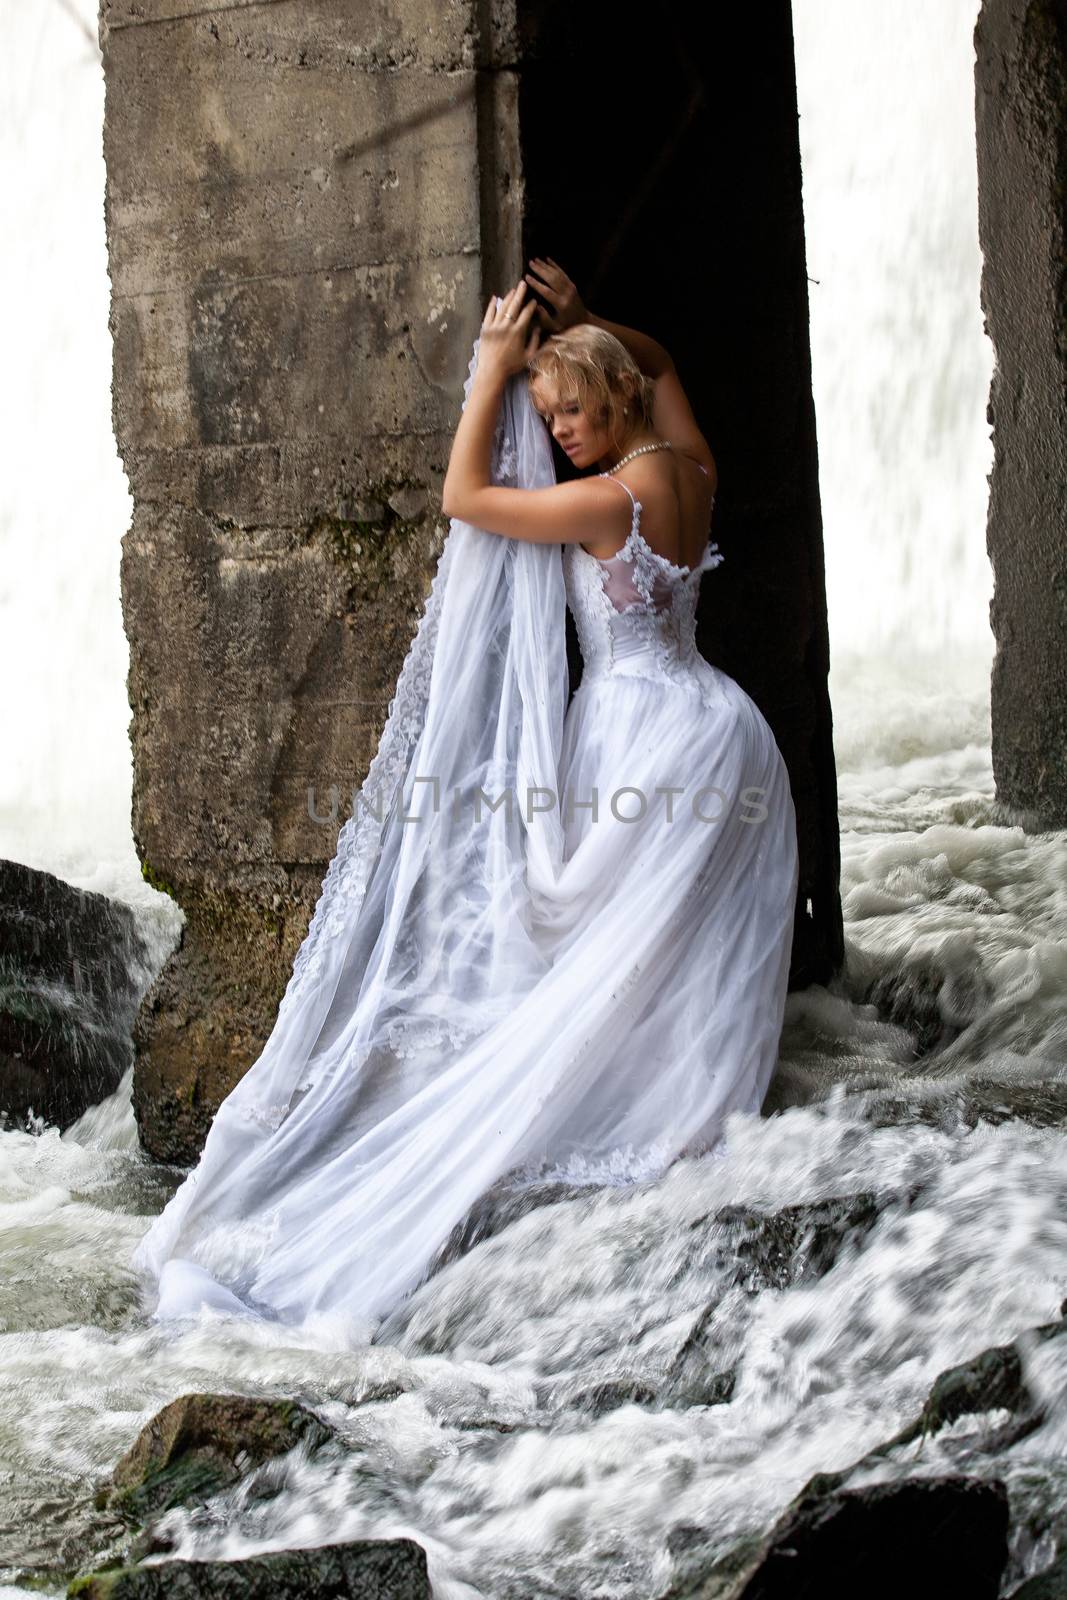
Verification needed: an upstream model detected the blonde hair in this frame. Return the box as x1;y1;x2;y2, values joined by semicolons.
527;323;657;450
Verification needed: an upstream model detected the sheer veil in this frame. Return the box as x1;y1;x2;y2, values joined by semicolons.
133;322;571;1330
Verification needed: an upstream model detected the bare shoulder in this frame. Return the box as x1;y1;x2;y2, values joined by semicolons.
551;475;639;524
615;447;717;498
649;364;717;490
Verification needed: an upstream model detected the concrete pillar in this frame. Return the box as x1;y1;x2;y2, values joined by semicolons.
976;0;1067;826
101;0;519;1160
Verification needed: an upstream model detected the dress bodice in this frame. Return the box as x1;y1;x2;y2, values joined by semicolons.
562;473;724;697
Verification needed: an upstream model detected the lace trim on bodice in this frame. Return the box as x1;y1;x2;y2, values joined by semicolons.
562;473;724;698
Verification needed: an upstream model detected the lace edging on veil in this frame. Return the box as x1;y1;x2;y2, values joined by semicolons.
193;322;566;1136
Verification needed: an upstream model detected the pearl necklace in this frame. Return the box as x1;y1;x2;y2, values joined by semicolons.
605;440;672;474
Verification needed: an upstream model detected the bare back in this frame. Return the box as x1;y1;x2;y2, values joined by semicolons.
580;450;717;566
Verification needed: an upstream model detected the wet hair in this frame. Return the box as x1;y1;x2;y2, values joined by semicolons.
527;323;657;450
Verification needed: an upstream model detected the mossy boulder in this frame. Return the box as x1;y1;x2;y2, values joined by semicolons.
107;1393;337;1526
67;1537;430;1598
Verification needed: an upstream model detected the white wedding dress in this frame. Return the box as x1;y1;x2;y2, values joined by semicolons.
134;327;799;1344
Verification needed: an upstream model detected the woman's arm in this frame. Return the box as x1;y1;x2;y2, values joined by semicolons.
589;312;717;484
585;313;673;379
444;475;633;547
441;283;632;546
525;258;718;487
441;359;509;519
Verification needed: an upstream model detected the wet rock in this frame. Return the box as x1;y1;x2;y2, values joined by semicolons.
107;1393;337;1526
427;1177;593;1273
1010;1546;1067;1599
0;858;153;1129
770;1305;1067;1524
661;1348;737;1410
668;1311;1066;1597
861;955;989;1059
862;1077;1067;1136
354;1378;411;1405
665;1476;1009;1599
567;1376;659;1417
893;1338;1033;1446
954;1078;1067;1133
664;1190;905;1403
452;1415;521;1434
709;1190;886;1294
871;1304;1067;1460
683;1186;903;1296
66;1536;430;1598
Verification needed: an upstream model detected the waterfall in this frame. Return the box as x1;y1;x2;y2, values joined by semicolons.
0;1;134;894
795;0;994;657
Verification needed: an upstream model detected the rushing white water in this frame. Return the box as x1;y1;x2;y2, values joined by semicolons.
3;696;1067;1593
4;0;1066;1595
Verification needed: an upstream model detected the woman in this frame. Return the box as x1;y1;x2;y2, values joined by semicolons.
134;260;798;1345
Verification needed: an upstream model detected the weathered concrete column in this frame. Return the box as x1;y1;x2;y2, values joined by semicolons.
976;0;1067;827
101;0;521;1160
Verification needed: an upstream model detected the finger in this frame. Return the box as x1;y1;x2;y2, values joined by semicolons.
499;280;525;317
526;272;561;305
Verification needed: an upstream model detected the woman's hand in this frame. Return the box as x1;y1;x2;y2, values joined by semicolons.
476;280;541;382
524;257;588;333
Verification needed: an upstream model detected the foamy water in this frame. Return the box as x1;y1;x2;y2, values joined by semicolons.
4;651;1066;1595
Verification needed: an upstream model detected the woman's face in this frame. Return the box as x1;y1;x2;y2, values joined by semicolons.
529;377;615;470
